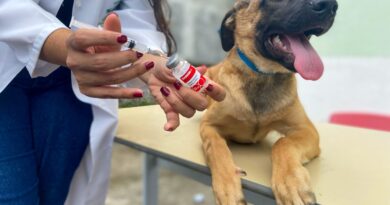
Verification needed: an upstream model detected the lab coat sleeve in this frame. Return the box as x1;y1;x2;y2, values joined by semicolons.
0;0;67;78
115;0;167;52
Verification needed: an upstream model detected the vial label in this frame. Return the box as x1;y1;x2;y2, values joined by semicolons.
179;65;207;92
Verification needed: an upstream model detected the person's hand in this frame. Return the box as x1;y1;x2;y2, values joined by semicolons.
139;55;226;131
65;13;155;99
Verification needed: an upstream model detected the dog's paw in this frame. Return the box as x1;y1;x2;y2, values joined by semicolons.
212;173;247;205
272;165;317;205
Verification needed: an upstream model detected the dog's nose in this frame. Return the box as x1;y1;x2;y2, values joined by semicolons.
310;0;338;15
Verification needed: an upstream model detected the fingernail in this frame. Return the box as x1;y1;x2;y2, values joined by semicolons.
145;61;155;70
160;87;170;97
206;84;214;92
167;128;174;132
117;35;127;44
133;92;143;98
173;81;182;91
236;170;247;177
108;12;119;17
136;52;144;59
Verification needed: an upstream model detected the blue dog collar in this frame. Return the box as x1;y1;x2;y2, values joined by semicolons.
236;48;275;75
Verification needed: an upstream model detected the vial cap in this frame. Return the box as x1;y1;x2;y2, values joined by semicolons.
166;53;180;69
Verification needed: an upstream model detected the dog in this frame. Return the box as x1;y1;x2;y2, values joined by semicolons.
200;0;337;204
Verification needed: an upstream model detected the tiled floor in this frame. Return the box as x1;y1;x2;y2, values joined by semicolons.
106;143;215;205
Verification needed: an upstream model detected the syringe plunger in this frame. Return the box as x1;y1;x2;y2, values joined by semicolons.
124;40;149;53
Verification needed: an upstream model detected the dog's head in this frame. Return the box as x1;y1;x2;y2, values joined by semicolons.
220;0;338;80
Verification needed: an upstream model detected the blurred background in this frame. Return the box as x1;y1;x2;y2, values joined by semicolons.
108;0;390;204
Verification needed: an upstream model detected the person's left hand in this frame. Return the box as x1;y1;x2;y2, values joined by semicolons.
138;54;226;131
64;13;155;99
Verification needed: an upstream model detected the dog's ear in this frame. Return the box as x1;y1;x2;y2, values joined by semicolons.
219;9;236;52
219;1;251;52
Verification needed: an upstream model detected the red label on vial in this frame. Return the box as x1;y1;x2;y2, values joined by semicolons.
192;75;206;92
180;65;197;83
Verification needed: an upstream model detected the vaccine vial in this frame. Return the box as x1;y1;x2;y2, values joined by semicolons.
166;54;209;93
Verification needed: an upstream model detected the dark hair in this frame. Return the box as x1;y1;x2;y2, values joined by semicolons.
149;0;176;55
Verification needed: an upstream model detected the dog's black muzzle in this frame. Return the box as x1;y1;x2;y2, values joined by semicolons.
259;0;338;37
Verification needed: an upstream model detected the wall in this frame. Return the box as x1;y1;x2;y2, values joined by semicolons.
298;58;390;122
168;0;234;65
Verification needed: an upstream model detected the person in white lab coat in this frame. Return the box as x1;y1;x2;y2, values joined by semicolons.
0;0;225;205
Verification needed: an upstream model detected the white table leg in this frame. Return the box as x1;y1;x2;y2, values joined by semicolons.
143;153;159;205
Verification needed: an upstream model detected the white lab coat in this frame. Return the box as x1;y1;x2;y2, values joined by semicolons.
0;0;166;204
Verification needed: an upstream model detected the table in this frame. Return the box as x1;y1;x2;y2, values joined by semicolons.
115;105;390;205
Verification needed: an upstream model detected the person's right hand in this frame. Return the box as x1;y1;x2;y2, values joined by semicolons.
65;13;155;99
137;55;226;131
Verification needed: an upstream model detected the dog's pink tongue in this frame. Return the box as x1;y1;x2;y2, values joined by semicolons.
285;35;324;80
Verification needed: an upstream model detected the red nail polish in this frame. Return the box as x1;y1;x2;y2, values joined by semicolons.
173;81;182;91
117;35;127;44
206;84;214;92
133;92;143;98
145;61;155;70
160;87;170;97
136;52;144;59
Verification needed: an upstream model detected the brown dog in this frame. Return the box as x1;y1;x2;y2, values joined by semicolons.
200;0;337;204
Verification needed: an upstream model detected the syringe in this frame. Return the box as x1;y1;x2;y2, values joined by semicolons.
69;17;166;57
123;39;166;57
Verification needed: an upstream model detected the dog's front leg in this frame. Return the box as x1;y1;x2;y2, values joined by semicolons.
271;123;320;205
200;122;247;205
